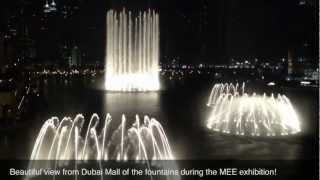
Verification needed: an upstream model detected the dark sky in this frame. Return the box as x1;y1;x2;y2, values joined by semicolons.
158;0;318;63
222;0;317;59
0;0;318;64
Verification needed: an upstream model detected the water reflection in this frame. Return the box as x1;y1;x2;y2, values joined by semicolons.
103;92;160;118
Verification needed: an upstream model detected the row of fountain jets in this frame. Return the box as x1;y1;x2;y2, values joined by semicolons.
105;9;160;91
206;83;301;136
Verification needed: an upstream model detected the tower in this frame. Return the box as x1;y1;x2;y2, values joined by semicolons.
287;49;293;75
0;33;4;68
199;0;209;60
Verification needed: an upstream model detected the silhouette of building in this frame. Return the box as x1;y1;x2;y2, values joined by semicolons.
16;26;36;59
70;45;81;66
287;49;293;75
199;0;209;60
0;33;4;68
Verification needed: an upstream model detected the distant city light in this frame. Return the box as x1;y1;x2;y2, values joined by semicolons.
44;0;57;13
267;82;276;86
300;81;311;85
299;0;306;5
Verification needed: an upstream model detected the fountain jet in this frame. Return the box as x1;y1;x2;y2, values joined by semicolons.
207;83;301;136
105;9;160;91
27;114;178;180
30;114;174;161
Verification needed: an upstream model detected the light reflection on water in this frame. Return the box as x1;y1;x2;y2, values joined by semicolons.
103;91;160;118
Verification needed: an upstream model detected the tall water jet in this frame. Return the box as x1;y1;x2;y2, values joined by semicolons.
105;9;160;91
206;83;301;136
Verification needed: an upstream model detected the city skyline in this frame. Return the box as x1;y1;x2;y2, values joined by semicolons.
0;0;318;66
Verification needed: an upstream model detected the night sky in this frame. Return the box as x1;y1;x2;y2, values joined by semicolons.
0;0;318;64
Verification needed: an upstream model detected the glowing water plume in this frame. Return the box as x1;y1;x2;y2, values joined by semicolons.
207;83;301;136
29;113;174;170
105;9;160;91
27;114;179;180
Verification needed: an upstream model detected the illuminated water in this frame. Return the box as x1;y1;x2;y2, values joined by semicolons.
27;113;177;179
105;9;160;91
207;83;301;136
29;113;173;162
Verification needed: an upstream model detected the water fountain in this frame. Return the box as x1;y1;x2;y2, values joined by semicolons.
105;9;160;91
30;113;173;161
206;83;301;136
28;114;176;180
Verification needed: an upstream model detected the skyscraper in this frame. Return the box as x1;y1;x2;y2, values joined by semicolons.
199;0;209;60
0;33;4;68
287;49;293;75
16;25;36;59
70;45;81;66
